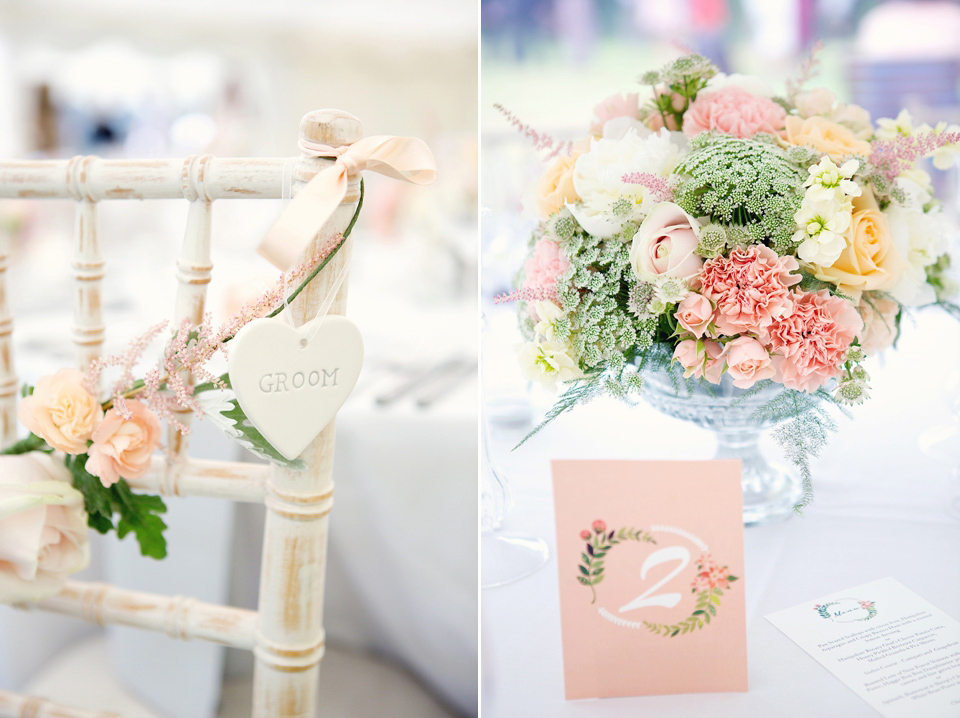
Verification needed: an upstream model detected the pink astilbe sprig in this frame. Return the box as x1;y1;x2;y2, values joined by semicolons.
786;40;824;102
494;104;573;160
869;131;960;185
493;286;558;305
621;172;674;202
84;320;169;419
215;235;344;343
87;234;348;436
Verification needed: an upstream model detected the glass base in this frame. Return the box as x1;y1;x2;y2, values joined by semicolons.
481;533;549;588
716;429;803;527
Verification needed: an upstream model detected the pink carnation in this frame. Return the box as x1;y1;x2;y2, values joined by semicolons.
683;86;787;139
768;290;864;392
695;245;801;341
523;239;569;293
590;93;639;135
522;238;570;321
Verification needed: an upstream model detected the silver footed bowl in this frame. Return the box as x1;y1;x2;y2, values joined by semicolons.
642;370;803;526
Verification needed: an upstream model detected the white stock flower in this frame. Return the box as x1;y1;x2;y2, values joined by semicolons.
568;128;683;238
874;109;914;141
885;196;950;307
518;338;583;390
794;199;852;266
803;157;861;202
532;300;565;341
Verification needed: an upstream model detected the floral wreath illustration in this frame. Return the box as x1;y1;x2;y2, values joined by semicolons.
815;600;877;622
577;519;739;638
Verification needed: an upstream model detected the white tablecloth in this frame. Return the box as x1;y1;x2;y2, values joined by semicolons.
481;309;960;717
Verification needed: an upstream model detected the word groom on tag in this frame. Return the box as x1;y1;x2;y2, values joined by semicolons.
228;315;364;460
259;369;339;393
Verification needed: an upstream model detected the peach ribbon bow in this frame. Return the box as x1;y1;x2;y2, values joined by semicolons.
257;135;437;270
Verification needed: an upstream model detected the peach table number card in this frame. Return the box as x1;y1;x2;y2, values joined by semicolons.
552;459;748;700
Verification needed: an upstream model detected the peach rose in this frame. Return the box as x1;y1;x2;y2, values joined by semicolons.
86;401;162;488
674;293;713;338
720;337;775;389
683;86;786;139
781;115;872;161
674;339;724;383
858;295;901;355
18;369;103;454
630;202;703;283
811;191;904;299
0;453;89;603
537;152;582;218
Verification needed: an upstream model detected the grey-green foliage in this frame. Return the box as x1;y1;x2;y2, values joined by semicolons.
555;222;647;371
674;133;806;254
516;341;680;449
751;387;847;511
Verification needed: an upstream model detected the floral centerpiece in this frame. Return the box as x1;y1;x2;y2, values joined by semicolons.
498;51;959;510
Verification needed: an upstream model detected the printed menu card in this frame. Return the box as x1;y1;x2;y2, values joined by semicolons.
767;577;960;718
552;459;748;700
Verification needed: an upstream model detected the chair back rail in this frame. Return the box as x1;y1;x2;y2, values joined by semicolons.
0;108;362;718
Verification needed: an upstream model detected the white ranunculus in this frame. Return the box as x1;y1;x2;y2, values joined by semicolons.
703;72;775;98
0;453;89;603
601;116;650;141
568;128;683;238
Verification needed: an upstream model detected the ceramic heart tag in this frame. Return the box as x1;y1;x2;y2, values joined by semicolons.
227;315;363;461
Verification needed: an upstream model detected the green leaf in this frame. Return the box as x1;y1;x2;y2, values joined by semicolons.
708;604;716;616
219;398;305;469
581;553;591;565
20;384;34;398
593;574;604;585
1;433;48;455
110;480;167;559
576;576;589;585
579;565;589;576
66;454;115;534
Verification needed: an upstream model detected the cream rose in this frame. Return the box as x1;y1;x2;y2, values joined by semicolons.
17;369;103;454
811;190;904;299
630;202;703;283
86;400;162;487
0;453;89;603
781;115;872;161
537;151;581;218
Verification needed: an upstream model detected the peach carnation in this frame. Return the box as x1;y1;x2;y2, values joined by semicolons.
86;400;162;488
695;245;801;340
768;290;864;392
683;86;787;139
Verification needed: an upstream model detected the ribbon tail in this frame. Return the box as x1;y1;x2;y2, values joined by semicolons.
258;167;349;271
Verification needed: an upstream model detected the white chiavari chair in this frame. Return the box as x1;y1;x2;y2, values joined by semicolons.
0;109;363;718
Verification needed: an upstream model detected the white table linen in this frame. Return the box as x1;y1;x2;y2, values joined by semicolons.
481;309;960;717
